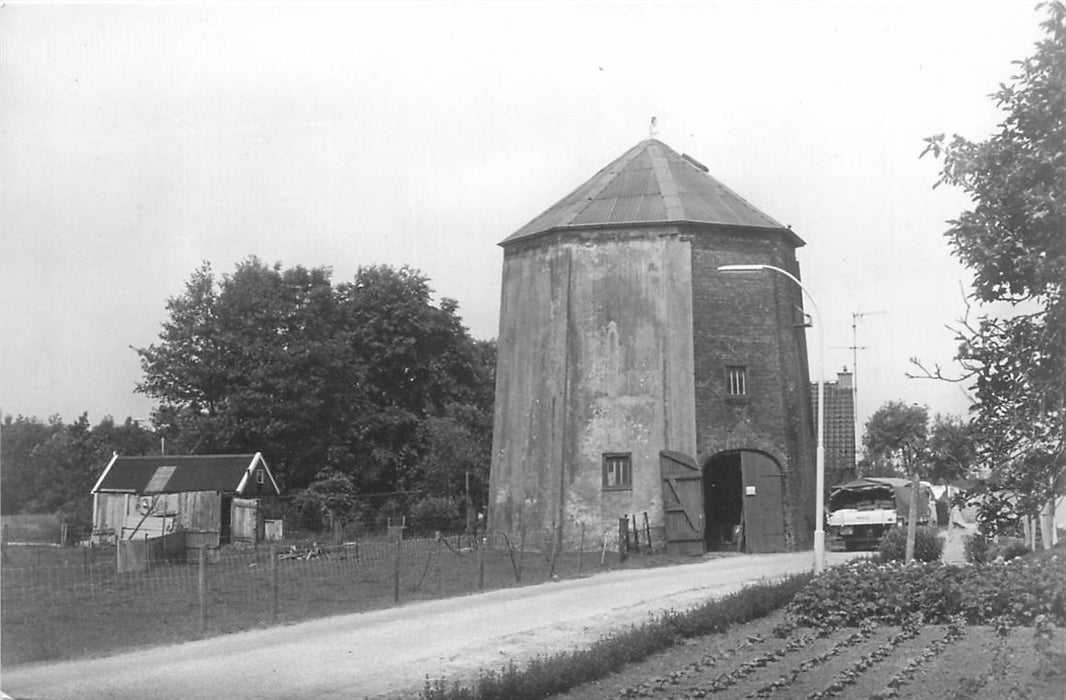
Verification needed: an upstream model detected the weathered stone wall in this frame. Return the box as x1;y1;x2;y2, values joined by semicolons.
489;227;697;542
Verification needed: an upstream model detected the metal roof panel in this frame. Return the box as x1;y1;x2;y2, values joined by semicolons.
93;454;280;496
502;138;796;245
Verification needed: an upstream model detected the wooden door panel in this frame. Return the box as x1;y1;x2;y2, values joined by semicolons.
231;498;259;543
741;452;786;553
660;451;705;554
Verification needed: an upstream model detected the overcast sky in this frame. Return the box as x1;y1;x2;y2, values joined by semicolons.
0;1;1045;438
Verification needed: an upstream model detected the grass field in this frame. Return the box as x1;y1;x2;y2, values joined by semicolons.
1;535;691;667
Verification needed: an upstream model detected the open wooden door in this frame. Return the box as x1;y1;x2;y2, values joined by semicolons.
740;451;786;553
660;450;705;556
231;498;260;544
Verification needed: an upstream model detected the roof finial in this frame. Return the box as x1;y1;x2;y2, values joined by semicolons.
649;116;658;139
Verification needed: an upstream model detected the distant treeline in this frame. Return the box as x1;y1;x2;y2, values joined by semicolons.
1;414;158;530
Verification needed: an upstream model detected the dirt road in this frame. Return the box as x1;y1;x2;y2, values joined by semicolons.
2;551;859;700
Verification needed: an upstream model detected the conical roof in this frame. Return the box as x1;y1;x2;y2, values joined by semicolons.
502;139;803;247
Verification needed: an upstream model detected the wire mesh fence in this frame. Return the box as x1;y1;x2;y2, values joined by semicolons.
1;526;634;665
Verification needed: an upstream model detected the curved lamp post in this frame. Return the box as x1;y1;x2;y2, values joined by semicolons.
717;263;825;573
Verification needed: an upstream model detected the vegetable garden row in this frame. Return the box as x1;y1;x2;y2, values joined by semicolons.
423;549;1066;700
595;613;1058;700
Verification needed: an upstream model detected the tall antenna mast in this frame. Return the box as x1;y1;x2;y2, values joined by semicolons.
850;310;884;468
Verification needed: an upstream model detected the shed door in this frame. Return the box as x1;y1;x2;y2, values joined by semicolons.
660;451;705;555
740;451;786;553
231;498;259;544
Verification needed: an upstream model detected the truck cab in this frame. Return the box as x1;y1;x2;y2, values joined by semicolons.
827;477;933;551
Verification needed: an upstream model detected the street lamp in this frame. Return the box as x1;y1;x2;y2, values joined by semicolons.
717;263;826;573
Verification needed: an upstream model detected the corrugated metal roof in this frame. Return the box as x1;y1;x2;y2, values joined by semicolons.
502;139;803;246
92;454;279;495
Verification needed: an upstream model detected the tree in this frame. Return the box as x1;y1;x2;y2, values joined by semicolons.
863;401;929;477
0;413;158;533
137;258;363;487
135;259;496;504
926;415;977;484
0;415;62;513
412;338;496;527
918;3;1065;540
863;401;930;562
334;265;491;494
291;469;362;534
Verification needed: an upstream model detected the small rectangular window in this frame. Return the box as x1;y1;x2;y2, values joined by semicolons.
602;453;632;491
727;366;747;396
256;469;265;485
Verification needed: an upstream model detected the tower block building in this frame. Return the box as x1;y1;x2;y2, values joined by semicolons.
488;139;817;553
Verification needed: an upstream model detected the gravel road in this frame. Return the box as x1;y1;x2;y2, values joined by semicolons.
2;550;861;700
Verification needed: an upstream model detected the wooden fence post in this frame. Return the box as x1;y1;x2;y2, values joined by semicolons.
644;512;652;552
270;544;278;623
198;546;207;636
618;517;628;562
392;540;401;603
517;527;526;582
577;522;586;575
437;537;444;596
476;539;485;590
548;524;561;578
631;514;639;553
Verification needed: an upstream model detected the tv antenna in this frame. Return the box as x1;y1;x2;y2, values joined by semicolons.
830;310;885;469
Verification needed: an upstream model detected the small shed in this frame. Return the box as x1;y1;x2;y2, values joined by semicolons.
91;453;280;547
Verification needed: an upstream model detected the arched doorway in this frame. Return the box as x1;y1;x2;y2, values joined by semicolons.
704;452;743;550
703;450;786;553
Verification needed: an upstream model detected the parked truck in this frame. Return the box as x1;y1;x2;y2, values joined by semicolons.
826;477;934;551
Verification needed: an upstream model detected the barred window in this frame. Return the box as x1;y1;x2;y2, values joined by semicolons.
602;453;632;490
727;366;748;396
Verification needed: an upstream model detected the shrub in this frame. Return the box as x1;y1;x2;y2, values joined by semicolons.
787;555;1066;627
995;537;1031;561
878;525;944;562
965;535;1031;563
290;469;362;532
409;496;464;533
964;534;993;563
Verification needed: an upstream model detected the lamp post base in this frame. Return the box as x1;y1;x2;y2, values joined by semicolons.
813;529;825;573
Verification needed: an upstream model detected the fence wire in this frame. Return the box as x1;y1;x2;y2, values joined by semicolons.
1;527;627;659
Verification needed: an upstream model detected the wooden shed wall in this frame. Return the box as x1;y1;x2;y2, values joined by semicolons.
93;490;222;546
93;492;133;538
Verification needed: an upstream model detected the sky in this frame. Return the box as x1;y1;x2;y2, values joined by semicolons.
0;1;1047;440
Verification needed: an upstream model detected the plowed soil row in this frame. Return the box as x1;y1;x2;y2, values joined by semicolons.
555;615;1066;700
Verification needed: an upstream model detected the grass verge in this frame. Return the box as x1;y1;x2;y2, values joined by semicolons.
420;572;812;700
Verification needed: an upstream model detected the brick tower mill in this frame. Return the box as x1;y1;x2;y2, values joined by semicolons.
487;138;818;555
